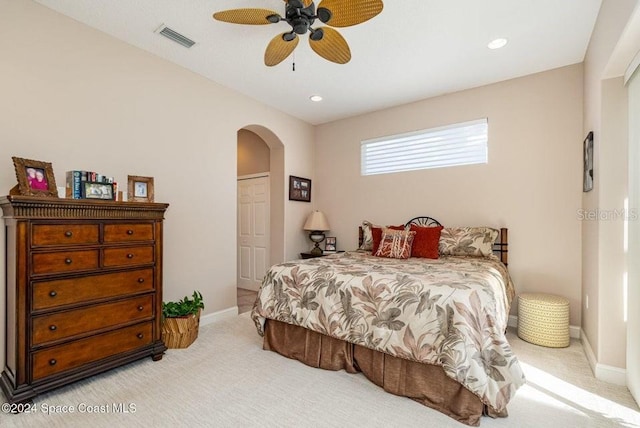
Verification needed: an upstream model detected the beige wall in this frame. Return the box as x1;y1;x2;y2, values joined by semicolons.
238;129;270;176
628;65;640;403
582;0;638;375
0;0;316;368
315;64;584;324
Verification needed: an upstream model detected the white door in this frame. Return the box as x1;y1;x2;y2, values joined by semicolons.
237;175;270;291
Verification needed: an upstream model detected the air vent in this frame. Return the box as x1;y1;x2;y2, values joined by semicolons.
157;25;196;48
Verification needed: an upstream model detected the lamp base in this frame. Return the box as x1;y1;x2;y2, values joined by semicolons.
308;230;326;256
310;244;323;256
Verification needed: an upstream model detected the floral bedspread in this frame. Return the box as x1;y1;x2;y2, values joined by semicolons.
251;251;525;412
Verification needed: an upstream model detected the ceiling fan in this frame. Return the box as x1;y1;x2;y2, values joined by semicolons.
213;0;383;66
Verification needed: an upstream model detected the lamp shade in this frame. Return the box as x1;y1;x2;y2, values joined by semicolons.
303;210;330;231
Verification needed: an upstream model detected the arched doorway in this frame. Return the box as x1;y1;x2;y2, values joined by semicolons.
236;125;285;312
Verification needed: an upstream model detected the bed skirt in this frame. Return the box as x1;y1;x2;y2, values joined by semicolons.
264;319;506;426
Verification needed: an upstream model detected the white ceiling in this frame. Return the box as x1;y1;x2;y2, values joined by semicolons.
34;0;602;125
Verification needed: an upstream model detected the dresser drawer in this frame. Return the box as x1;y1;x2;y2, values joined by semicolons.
32;250;99;275
103;246;154;267
104;224;153;243
32;268;154;310
32;295;154;346
32;224;99;247
32;322;153;381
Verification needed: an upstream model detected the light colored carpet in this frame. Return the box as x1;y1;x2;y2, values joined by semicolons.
1;313;639;427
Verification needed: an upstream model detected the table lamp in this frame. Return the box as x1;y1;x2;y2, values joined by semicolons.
303;210;330;255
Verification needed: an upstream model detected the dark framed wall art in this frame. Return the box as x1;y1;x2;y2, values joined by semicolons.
289;175;311;202
583;131;594;192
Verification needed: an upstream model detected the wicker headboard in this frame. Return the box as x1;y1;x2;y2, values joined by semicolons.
357;217;509;266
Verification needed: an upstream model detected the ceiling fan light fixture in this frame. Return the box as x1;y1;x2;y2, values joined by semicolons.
317;7;332;23
488;38;508;50
310;28;324;41
310;95;323;102
283;32;297;42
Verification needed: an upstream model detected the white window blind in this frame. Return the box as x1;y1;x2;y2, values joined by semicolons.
361;118;488;176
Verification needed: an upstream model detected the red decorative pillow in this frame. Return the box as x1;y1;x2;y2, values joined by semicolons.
374;228;416;259
371;225;405;255
410;225;443;259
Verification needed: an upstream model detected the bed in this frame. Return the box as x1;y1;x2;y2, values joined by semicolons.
251;217;525;426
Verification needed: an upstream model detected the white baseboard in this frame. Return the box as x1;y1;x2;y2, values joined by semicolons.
580;328;627;386
508;316;626;385
200;306;239;327
507;315;581;339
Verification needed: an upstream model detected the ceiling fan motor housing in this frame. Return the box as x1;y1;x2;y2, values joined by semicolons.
286;2;316;35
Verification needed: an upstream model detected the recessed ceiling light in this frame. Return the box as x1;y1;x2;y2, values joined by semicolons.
487;38;508;50
309;95;323;102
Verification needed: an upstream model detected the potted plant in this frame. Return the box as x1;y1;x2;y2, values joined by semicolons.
161;291;204;349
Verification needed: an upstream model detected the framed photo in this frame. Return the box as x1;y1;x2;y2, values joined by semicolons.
127;175;154;202
82;182;114;200
11;156;59;198
289;175;311;202
583;131;594;192
325;237;336;252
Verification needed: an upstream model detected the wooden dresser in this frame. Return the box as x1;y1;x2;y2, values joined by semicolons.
0;195;169;404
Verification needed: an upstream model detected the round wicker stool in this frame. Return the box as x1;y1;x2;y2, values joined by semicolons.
517;293;570;348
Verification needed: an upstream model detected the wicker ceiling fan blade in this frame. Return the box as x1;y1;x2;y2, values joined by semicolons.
213;8;280;25
265;33;299;66
317;0;383;27
309;27;351;64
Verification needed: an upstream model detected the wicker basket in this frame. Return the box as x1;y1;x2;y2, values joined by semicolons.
517;293;570;348
161;310;201;349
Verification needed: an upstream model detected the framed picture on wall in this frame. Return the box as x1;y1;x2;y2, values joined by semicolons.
289;175;311;202
583;131;594;192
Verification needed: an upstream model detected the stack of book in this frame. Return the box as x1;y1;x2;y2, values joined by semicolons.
65;171;118;200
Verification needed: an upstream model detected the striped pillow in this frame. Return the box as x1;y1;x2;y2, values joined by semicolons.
374;228;416;259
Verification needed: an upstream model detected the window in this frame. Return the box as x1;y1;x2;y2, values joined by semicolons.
361;118;488;176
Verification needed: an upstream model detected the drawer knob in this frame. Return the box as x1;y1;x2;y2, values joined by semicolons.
137;333;144;339
49;291;57;297
127;230;134;235
64;258;72;265
127;253;134;259
137;278;145;283
49;359;57;366
49;325;57;331
137;305;144;311
64;231;73;237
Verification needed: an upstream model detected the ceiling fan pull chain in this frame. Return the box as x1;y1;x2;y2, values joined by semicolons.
292;52;296;72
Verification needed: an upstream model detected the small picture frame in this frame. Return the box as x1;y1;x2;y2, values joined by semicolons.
127;175;154;203
11;156;59;198
82;182;114;200
583;131;594;192
325;237;336;252
289;176;311;202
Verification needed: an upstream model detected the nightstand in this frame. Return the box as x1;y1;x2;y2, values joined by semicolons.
300;251;344;259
